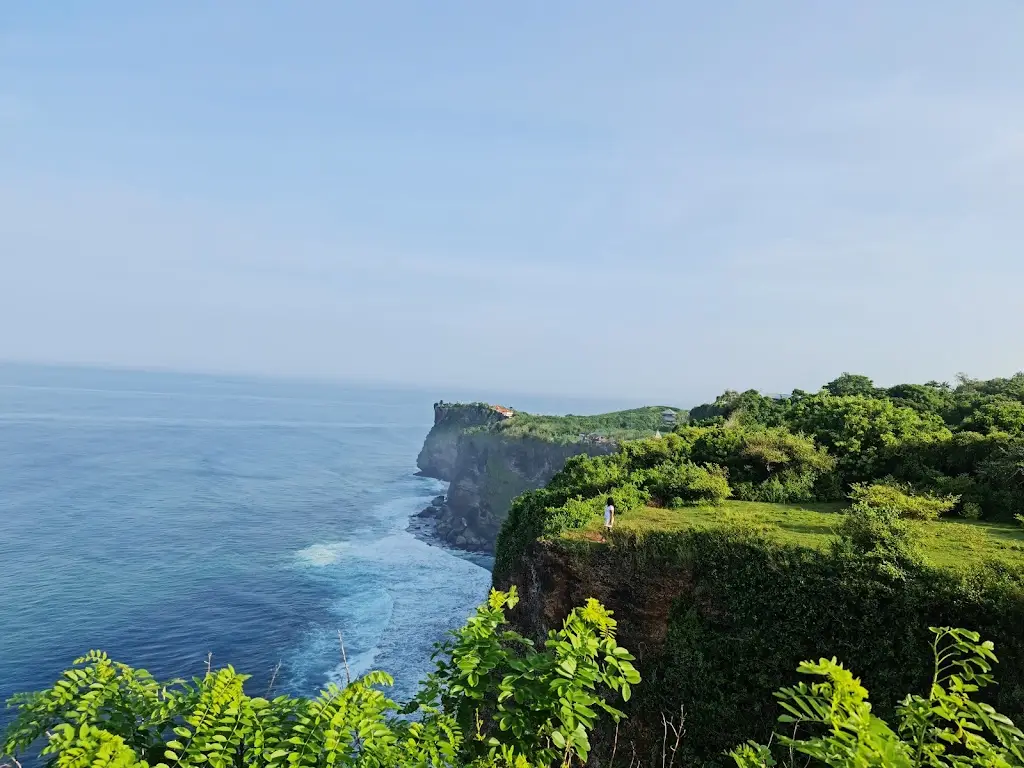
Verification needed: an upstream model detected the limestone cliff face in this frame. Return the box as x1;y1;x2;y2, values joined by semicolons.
415;404;616;551
496;542;692;765
416;402;503;481
437;434;616;550
498;540;688;666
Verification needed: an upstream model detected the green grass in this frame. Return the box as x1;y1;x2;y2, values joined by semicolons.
561;500;1024;570
487;406;686;443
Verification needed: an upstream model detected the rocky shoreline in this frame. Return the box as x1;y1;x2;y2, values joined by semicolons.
407;492;494;553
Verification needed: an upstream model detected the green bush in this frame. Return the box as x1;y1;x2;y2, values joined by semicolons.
2;589;639;768
678;425;834;503
732;473;815;504
961;500;984;519
787;394;951;484
832;505;922;576
608;482;650;513
618;433;687;469
644;460;731;506
731;627;1024;767
541;495;599;536
849;481;959;520
546;453;626;499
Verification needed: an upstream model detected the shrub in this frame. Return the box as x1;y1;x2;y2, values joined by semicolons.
787;394;952;484
740;427;834;481
541;495;599;536
618;433;687;469
644;460;731;506
547;453;626;499
1016;513;1024;530
848;481;959;520
961;500;984;519
683;425;835;503
732;473;816;504
832;505;923;575
2;589;639;768
607;482;650;514
731;626;1024;767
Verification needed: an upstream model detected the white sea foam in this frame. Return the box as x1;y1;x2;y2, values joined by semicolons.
286;479;490;701
294;542;350;567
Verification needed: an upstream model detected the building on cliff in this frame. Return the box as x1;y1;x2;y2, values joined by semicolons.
491;405;515;419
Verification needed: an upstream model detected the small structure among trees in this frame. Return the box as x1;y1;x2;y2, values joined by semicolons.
491;405;515;420
661;408;678;428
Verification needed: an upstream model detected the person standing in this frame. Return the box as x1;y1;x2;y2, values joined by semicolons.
604;497;615;535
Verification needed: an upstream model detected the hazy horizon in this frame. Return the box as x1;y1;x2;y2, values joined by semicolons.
3;3;1022;401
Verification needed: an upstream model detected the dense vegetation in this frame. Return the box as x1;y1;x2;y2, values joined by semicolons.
483;407;685;443
1;589;641;768
496;371;1024;576
492;373;1024;765
559;501;1024;570
7;598;1023;768
730;626;1024;766
684;372;1024;521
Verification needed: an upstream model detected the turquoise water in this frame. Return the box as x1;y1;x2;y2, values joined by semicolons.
0;364;508;735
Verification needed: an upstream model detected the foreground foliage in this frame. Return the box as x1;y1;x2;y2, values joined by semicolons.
1;589;639;768
731;626;1024;767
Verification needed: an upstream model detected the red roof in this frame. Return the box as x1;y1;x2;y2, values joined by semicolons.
492;405;515;417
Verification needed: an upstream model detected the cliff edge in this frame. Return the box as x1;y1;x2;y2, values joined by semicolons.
415;402;620;551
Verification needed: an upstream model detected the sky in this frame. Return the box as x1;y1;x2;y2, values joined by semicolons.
1;2;1022;404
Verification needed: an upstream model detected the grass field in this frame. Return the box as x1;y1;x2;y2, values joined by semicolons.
561;500;1024;570
489;406;685;443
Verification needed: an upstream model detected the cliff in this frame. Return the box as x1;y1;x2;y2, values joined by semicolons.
415;402;506;480
415;402;618;551
496;531;1024;765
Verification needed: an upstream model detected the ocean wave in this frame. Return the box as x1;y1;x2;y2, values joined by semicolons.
294;541;351;567
285;485;489;700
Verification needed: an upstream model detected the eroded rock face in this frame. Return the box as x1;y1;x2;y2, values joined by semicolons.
496;541;691;664
415;404;615;552
416;403;503;481
497;541;695;766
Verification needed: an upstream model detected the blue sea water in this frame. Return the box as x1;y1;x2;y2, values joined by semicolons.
0;364;638;743
0;364;499;740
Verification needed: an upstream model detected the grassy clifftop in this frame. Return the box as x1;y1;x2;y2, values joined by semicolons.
481;405;686;443
498;494;1024;764
561;500;1024;570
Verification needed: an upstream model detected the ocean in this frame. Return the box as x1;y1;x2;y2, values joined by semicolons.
0;363;632;739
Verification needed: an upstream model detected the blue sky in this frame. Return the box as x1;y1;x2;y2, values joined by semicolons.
2;2;1022;404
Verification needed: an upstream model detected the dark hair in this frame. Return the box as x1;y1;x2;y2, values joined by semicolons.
607;497;614;507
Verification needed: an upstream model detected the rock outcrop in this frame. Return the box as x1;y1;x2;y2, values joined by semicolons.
415;403;616;551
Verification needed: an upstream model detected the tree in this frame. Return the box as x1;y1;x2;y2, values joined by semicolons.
824;373;878;398
885;383;956;420
958;397;1024;436
787;394;951;484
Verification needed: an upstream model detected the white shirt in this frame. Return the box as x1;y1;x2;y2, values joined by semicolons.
604;504;614;525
